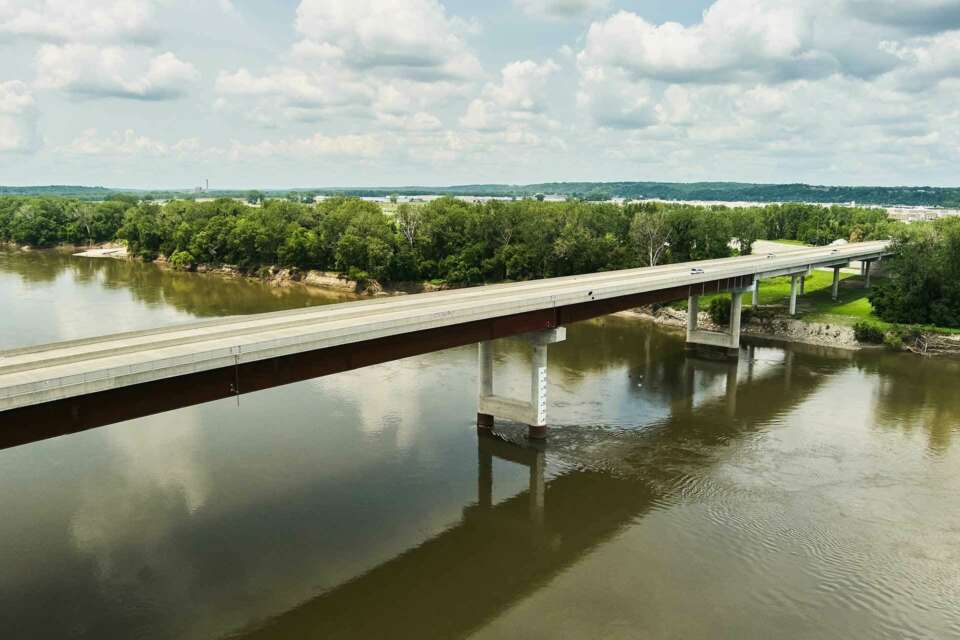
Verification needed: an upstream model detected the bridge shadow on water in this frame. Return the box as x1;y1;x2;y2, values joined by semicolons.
233;340;833;640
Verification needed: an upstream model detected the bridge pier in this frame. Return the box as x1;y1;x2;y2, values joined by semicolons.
477;328;567;440
686;286;750;359
831;267;840;300
864;260;872;289
789;274;800;315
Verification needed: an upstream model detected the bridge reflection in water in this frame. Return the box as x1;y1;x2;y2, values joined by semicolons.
235;344;822;640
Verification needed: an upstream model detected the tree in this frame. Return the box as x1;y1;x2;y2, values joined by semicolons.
870;218;960;327
628;206;672;267
395;204;421;248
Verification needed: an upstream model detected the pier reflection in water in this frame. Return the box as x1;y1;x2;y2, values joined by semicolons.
1;249;959;640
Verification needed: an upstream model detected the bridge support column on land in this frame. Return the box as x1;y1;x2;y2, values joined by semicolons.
864;260;872;289
832;266;841;301
752;280;760;309
477;328;567;440
799;272;806;295
686;286;750;359
789;275;800;316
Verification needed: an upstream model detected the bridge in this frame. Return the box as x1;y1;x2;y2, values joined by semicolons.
0;241;890;445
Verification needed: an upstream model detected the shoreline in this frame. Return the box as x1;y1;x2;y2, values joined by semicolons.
617;306;879;353
58;242;456;297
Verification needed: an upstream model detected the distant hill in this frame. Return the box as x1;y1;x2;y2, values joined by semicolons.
3;182;958;207
313;182;960;207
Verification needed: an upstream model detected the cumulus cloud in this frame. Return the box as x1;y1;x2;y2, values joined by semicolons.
578;4;843;86
59;128;202;157
0;0;159;43
880;31;960;90
215;0;480;128
515;0;610;19
36;45;199;100
294;0;481;80
56;128;388;164
226;133;387;161
0;80;40;153
215;66;371;120
576;0;960;126
462;59;560;130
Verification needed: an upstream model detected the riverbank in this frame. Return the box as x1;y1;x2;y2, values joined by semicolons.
620;305;863;350
68;242;453;297
621;304;960;356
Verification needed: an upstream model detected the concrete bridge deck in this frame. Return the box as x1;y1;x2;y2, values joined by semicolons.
0;240;890;443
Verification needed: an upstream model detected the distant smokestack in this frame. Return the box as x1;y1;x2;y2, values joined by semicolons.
205;179;209;192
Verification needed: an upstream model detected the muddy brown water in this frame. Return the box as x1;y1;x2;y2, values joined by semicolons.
1;248;958;639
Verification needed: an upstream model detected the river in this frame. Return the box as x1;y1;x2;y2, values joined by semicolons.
1;248;958;640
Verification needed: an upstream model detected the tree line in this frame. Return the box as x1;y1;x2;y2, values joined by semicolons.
1;196;895;285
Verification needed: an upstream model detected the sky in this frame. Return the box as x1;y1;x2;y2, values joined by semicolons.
1;0;959;189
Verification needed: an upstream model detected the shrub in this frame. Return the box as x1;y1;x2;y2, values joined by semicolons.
883;333;904;350
347;266;370;286
708;297;731;325
169;250;195;271
853;321;885;344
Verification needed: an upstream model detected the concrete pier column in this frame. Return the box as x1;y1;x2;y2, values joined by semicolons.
752;280;760;309
799;272;806;295
729;290;744;349
789;275;800;316
831;266;841;301
476;328;566;440
528;342;549;440
477;341;494;433
687;295;700;336
864;261;872;289
685;288;748;359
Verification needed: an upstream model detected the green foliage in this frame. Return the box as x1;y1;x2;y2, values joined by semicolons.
853;321;886;344
709;297;732;325
870;218;960;327
169;250;195;271
883;333;904;350
0;196;135;247
0;195;901;295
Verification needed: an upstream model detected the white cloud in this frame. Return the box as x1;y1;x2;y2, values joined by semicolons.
0;0;159;43
578;4;841;86
515;0;610;19
0;80;40;153
294;0;482;80
880;31;960;90
56;128;390;164
60;128;202;156
36;45;199;100
215;0;480;128
215;67;371;115
576;66;657;129
462;59;560;131
227;133;387;161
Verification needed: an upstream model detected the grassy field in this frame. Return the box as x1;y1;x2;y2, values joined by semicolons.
675;269;881;325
